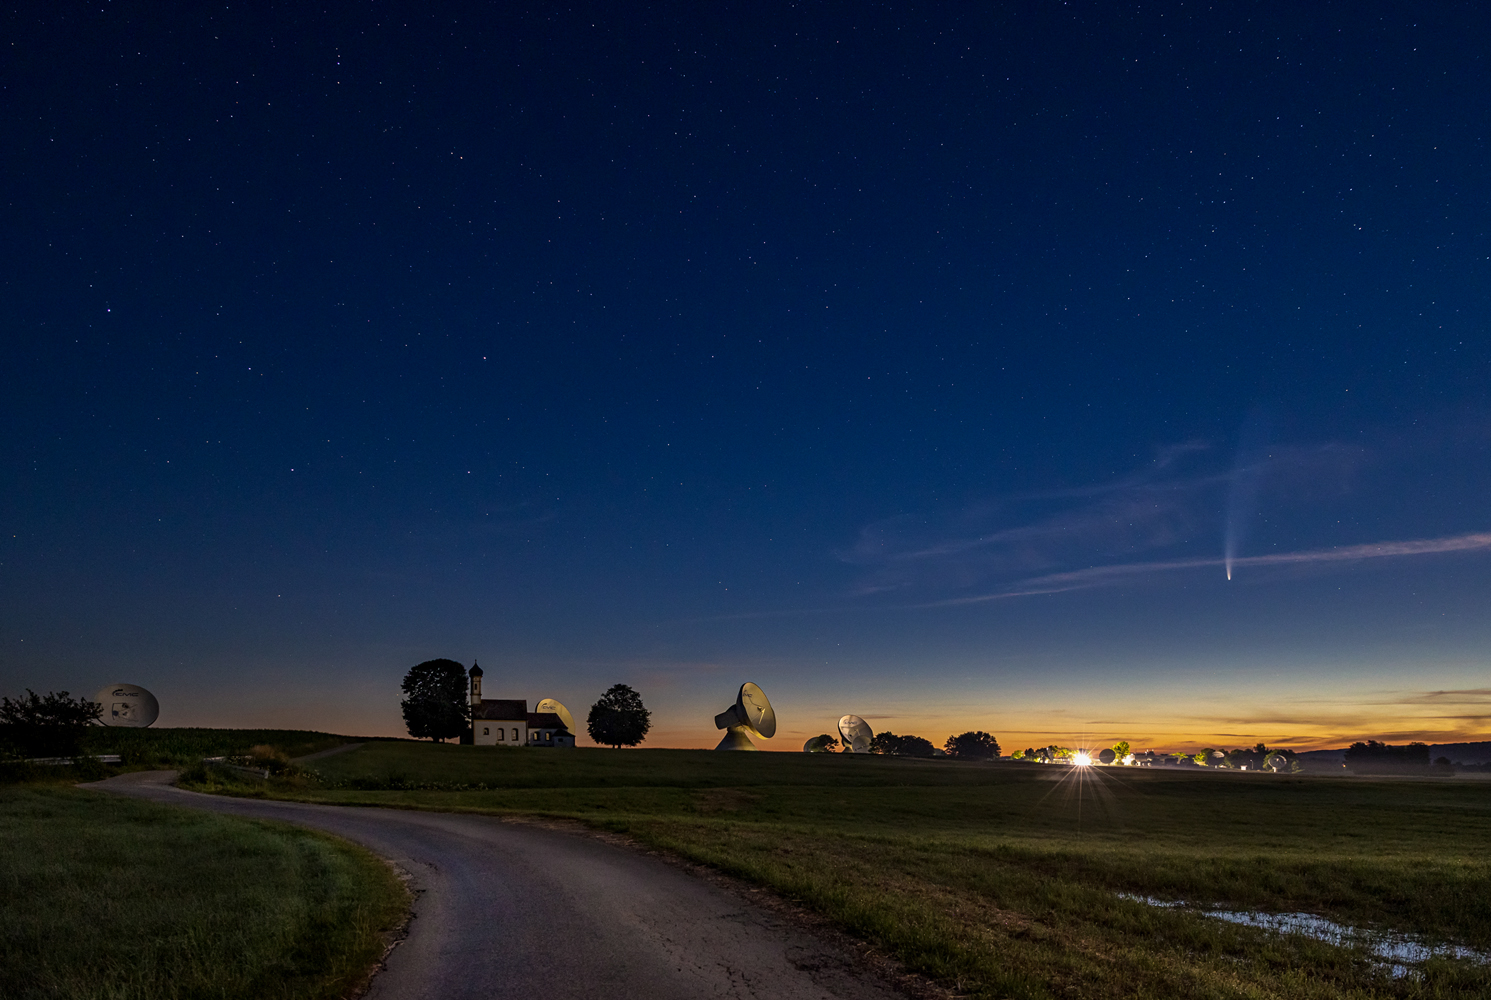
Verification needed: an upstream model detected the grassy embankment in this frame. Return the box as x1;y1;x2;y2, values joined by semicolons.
0;784;408;1000
187;742;1491;1000
3;731;406;999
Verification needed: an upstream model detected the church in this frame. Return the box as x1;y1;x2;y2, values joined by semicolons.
466;662;576;748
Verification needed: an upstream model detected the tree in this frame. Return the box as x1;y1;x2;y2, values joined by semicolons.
400;659;470;742
0;690;102;758
944;730;1001;760
1112;740;1131;762
804;734;841;753
587;683;651;748
1344;740;1430;775
871;732;936;757
899;734;937;757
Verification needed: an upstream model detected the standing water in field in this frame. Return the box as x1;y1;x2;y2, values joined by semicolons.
1120;894;1489;978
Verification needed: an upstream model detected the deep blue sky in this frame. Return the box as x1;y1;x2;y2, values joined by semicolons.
3;2;1489;748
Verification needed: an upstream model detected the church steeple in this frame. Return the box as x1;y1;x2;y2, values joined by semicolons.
469;661;483;706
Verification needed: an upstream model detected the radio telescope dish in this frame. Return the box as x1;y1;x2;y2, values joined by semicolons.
837;715;873;754
535;698;576;734
1098;748;1116;765
95;683;159;728
713;682;776;750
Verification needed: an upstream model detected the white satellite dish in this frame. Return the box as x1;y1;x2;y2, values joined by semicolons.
535;698;576;734
713;682;776;751
837;714;873;754
95;683;159;728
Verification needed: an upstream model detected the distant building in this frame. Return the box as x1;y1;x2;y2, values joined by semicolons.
468;663;575;747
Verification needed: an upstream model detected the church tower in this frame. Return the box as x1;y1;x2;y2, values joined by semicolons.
469;662;483;706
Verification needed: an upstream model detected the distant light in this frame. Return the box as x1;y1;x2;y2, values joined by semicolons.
1073;752;1092;766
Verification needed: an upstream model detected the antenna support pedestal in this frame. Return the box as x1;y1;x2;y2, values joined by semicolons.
715;726;758;750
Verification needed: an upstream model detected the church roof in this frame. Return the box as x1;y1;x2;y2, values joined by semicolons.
527;712;572;734
472;698;526;720
468;662;483;677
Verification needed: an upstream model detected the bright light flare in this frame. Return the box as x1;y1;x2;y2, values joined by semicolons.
1073;752;1092;766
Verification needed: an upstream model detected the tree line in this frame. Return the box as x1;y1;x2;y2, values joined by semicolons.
803;730;1002;759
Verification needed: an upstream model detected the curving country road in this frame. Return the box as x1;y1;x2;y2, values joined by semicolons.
89;771;909;1000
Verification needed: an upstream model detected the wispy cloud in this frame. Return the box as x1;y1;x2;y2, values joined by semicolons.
845;437;1367;600
925;530;1491;605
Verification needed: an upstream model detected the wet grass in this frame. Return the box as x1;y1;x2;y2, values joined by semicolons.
0;785;408;1000
186;743;1491;999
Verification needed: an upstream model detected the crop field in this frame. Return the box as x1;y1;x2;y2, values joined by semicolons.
184;742;1491;999
0;785;408;1000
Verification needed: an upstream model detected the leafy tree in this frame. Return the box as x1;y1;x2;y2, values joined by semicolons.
0;690;102;758
871;732;936;757
1112;740;1131;762
400;659;470;742
1193;749;1216;766
942;730;1001;763
1344;740;1430;775
902;735;936;757
943;730;1001;760
804;734;841;753
587;683;652;748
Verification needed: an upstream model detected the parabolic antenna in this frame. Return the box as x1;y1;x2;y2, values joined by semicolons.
1098;748;1116;765
94;683;159;728
535;698;576;734
713;682;776;751
837;714;873;754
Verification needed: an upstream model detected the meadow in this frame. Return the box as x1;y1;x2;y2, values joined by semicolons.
0;784;408;1000
184;742;1491;1000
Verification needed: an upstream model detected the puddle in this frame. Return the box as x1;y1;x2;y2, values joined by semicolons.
1120;894;1489;977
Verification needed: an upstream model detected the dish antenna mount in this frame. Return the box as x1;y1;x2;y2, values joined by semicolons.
95;683;159;728
837;714;874;754
535;698;576;735
713;682;776;751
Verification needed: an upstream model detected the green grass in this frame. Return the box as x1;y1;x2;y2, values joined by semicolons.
188;742;1491;999
0;785;409;1000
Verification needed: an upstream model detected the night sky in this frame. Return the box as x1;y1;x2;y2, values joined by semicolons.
4;3;1489;750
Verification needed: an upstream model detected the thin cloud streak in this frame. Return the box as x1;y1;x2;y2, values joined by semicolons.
924;530;1491;606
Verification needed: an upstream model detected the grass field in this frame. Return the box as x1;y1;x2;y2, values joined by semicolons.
182;742;1491;999
0;785;408;1000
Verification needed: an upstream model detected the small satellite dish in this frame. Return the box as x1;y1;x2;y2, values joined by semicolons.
535;698;576;734
95;683;159;728
837;714;873;754
713;682;776;750
1098;748;1116;765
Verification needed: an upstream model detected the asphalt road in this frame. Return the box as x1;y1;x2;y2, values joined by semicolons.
89;771;908;1000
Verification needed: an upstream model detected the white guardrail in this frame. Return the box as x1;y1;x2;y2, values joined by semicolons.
26;755;122;765
203;756;271;779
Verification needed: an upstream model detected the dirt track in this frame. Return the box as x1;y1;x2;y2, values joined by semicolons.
88;771;908;1000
